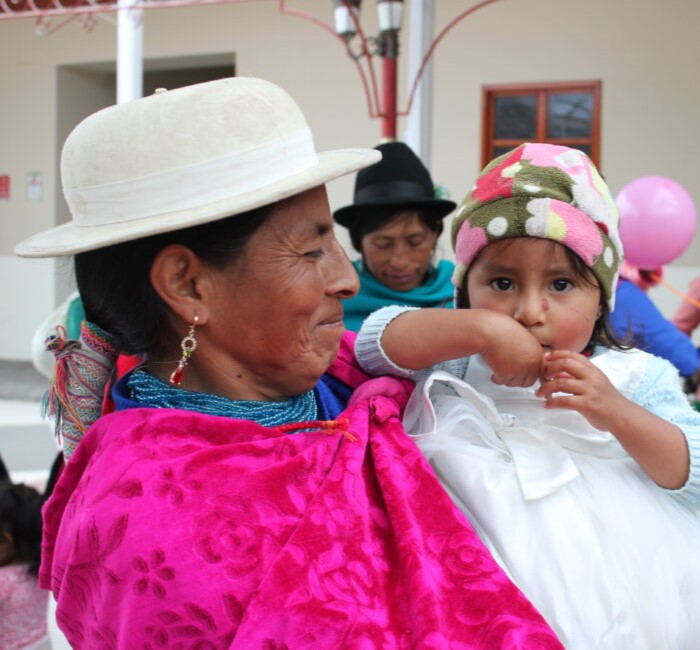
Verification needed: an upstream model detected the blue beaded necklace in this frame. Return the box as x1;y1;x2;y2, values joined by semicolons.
127;369;318;428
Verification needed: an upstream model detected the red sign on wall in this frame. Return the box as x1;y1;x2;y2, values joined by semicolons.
0;175;9;201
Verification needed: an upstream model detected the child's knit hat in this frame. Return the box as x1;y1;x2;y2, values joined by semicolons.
451;143;623;309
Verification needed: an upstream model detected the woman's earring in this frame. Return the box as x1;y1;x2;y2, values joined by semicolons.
169;315;199;386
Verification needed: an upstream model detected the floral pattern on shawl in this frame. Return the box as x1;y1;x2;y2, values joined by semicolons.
40;334;562;649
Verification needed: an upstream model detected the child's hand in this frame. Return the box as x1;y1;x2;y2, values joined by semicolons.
536;349;691;488
480;315;544;387
535;349;626;431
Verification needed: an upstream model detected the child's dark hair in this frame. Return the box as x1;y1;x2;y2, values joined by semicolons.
0;480;44;575
454;241;629;352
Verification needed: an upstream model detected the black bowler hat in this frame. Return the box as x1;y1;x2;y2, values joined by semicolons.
333;141;456;228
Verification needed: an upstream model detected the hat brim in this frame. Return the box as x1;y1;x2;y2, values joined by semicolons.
15;148;380;258
333;196;456;228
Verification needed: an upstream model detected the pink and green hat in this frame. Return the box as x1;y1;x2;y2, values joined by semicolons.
451;143;623;309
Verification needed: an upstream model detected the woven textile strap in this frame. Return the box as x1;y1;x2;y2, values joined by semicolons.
43;321;117;460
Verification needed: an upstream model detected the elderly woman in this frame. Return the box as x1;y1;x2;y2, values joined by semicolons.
15;78;561;648
333;141;456;331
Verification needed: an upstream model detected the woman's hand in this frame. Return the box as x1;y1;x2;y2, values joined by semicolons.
536;349;690;489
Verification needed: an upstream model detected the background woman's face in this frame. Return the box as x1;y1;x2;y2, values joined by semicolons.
360;211;438;292
204;186;359;400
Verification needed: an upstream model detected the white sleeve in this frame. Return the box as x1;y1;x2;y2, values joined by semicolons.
354;305;470;381
634;354;700;509
355;305;421;378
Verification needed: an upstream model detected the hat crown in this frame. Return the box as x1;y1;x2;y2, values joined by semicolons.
61;77;309;191
16;77;380;257
333;141;456;227
353;141;434;201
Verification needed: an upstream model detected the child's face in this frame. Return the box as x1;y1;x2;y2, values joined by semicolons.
466;238;602;354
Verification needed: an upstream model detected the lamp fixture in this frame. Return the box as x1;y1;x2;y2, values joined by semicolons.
376;0;403;32
332;0;361;41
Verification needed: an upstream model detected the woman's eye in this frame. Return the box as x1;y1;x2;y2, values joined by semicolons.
408;238;427;248
304;249;324;258
490;278;513;291
375;240;394;250
551;278;573;292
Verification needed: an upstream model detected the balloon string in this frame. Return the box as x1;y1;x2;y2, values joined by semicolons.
649;272;700;309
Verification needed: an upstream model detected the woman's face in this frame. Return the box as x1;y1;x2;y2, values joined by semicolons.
360;211;438;291
202;186;359;400
466;238;601;354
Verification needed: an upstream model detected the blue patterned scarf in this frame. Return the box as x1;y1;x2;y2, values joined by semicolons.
127;369;318;428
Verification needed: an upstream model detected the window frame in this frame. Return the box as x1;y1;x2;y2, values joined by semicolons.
481;80;602;169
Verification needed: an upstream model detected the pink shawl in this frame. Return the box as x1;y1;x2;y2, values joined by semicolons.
40;334;561;648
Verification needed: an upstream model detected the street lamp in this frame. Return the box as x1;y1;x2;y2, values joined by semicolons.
331;0;404;140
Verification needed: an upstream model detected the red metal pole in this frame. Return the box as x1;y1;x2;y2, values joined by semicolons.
381;53;397;140
379;28;399;141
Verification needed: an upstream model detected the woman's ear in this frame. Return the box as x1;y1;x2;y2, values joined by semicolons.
149;245;212;325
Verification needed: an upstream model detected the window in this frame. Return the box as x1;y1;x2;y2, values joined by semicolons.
481;81;601;169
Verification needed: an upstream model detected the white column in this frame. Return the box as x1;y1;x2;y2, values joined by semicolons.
117;0;144;103
403;0;434;167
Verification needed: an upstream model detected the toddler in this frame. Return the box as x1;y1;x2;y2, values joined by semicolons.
356;143;700;649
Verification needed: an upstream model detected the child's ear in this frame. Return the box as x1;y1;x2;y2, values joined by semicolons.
0;531;15;566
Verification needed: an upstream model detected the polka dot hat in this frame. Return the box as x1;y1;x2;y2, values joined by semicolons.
451;143;623;310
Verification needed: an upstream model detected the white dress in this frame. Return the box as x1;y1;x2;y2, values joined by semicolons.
403;350;700;650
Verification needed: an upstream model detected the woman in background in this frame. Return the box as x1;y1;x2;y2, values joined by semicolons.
334;141;456;331
610;260;700;379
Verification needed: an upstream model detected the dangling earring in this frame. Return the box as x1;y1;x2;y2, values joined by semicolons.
169;315;199;386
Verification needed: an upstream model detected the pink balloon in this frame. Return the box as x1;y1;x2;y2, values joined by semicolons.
616;176;697;269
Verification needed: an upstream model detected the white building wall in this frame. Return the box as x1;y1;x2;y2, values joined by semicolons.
1;0;699;359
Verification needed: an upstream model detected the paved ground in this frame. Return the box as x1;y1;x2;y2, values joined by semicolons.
0;360;56;486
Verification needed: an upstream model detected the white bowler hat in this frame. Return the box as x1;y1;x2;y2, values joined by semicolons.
16;77;381;258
